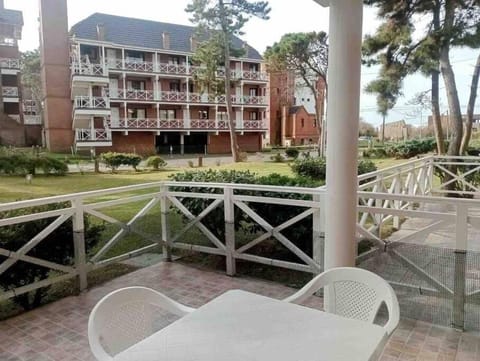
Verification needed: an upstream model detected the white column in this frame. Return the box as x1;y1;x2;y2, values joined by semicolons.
324;0;363;269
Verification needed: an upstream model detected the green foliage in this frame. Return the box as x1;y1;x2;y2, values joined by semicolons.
146;156;167;170
385;138;437;159
362;148;387;159
0;152;67;176
291;157;377;180
0;204;104;310
101;152;142;172
285;147;300;159
270;152;284;163
21;49;42;112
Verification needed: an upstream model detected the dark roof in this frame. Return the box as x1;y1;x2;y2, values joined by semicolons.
0;8;23;26
70;13;262;60
289;106;310;115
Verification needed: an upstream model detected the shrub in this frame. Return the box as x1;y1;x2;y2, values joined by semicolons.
291;157;327;179
291;158;377;180
101;152;142;172
146;156;167;170
362;148;387;158
285;147;300;159
358;159;377;175
0;204;104;310
270;153;284;163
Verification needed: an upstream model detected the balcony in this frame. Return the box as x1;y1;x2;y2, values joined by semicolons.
23;115;42;125
2;86;19;102
71;62;109;87
73;96;111;120
0;58;20;75
75;128;112;147
106;118;266;131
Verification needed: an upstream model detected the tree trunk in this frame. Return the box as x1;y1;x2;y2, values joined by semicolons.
431;0;445;154
219;0;241;162
431;69;445;154
460;53;480;154
439;49;462;156
381;114;386;144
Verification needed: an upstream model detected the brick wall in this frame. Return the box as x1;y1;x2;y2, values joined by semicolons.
291;106;320;146
207;132;262;153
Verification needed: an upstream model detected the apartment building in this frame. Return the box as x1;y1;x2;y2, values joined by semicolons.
39;0;268;154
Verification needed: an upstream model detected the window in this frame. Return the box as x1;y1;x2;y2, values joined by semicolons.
301;118;305;128
126;51;144;62
198;110;209;119
170;82;180;92
168;56;180;65
130;108;146;119
128;80;145;90
249;111;258;120
218;111;228;120
249;63;259;72
160;109;176;119
249;88;258;96
313;118;317;127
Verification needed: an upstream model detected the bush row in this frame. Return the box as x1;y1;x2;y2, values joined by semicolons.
385;138;437;159
0;154;68;176
290;158;377;180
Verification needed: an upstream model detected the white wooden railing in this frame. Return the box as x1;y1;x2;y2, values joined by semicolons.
2;86;18;97
23;115;42;125
75;128;112;142
71;62;106;77
74;96;109;109
106;117;264;130
0;58;20;69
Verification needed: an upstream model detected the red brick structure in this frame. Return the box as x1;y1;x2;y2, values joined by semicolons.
268;71;324;147
0;1;42;146
39;1;268;155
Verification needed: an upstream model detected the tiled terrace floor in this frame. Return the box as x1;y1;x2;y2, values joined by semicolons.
1;261;479;361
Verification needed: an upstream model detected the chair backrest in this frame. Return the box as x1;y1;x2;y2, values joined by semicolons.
284;267;400;335
88;286;194;360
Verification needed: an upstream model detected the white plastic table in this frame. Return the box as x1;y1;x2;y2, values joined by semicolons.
114;290;388;361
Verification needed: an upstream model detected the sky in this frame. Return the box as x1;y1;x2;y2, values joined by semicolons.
8;0;480;127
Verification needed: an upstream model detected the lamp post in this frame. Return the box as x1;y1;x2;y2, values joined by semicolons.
313;0;364;269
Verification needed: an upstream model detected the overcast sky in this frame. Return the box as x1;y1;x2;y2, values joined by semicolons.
8;0;480;127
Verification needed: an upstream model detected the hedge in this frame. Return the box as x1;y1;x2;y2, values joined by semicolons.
0;154;68;176
101;152;142;171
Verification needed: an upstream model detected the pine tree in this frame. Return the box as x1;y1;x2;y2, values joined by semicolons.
186;0;270;162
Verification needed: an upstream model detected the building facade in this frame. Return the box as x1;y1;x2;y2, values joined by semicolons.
380;120;411;141
0;1;41;146
39;0;268;155
268;71;324;147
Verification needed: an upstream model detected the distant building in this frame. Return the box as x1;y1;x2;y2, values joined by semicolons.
427;114;480;135
268;70;325;146
0;0;42;146
379;120;411;141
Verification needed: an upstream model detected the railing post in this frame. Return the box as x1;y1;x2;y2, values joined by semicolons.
428;157;435;194
393;171;401;229
375;176;383;237
72;198;87;292
312;191;325;271
160;185;172;261
224;187;236;276
452;204;468;330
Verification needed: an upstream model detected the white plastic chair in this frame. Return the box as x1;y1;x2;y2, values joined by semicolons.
88;286;195;361
284;267;400;335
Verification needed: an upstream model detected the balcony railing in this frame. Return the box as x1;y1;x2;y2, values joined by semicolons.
0;58;20;69
2;86;19;97
74;96;109;109
242;70;268;81
107;118;264;130
158;62;189;75
75;128;112;142
71;62;106;77
23;115;42;125
107;58;154;73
